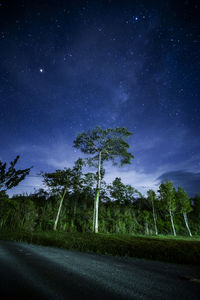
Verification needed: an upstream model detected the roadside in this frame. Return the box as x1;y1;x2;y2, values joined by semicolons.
0;230;200;265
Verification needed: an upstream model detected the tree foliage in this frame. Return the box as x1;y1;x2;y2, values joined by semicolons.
0;155;31;191
158;180;177;236
176;187;192;214
73;126;134;166
108;177;139;205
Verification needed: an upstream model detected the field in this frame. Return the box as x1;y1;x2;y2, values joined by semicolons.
0;230;200;265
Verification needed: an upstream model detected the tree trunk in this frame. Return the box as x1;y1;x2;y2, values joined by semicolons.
71;196;78;229
145;222;149;235
152;200;158;235
169;209;176;236
183;212;192;237
53;188;67;231
73;197;77;217
93;151;101;233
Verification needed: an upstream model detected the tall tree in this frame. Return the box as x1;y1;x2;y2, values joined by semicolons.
42;168;72;230
73;126;134;233
0;155;31;192
176;187;192;237
158;180;177;236
147;189;158;235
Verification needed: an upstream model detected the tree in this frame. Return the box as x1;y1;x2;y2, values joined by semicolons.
73;126;134;233
147;189;158;235
42;158;86;231
42;168;72;231
192;194;200;218
0;155;31;192
176;187;192;237
70;158;85;217
142;210;151;235
158;180;177;236
108;177;138;205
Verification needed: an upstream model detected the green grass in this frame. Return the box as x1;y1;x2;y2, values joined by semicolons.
0;230;200;265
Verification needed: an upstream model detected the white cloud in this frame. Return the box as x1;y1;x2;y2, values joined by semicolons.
104;165;160;195
7;175;45;196
14;142;80;169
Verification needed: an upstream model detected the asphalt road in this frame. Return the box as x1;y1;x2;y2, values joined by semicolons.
0;240;200;300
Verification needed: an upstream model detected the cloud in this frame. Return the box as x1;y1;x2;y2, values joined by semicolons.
157;170;200;196
14;142;80;170
174;153;200;173
11;138;200;198
7;174;45;197
104;164;160;195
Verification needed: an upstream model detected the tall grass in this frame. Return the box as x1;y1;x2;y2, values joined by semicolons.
0;230;200;265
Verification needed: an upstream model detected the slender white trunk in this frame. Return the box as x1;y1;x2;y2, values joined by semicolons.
152;200;158;235
169;209;176;236
93;151;101;233
53;188;67;231
183;212;192;237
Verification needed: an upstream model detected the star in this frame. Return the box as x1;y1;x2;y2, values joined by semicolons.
39;68;43;73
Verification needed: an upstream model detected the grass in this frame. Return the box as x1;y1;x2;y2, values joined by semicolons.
0;230;200;265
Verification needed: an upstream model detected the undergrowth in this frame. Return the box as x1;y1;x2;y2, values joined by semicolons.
0;230;200;265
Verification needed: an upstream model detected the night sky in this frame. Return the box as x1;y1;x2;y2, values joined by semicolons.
0;0;200;196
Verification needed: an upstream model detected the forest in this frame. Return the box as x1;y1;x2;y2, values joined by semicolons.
0;127;200;237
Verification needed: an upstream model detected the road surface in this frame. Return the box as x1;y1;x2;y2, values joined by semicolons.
0;240;199;299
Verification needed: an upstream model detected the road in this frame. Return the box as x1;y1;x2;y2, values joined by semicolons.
0;240;199;299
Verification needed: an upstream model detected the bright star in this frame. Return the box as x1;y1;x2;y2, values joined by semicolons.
39;68;43;73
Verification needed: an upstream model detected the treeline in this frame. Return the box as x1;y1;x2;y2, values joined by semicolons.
0;164;199;236
0;127;199;236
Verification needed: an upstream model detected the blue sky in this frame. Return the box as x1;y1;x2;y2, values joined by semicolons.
0;0;200;196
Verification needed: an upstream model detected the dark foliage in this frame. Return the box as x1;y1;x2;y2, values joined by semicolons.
0;156;31;191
